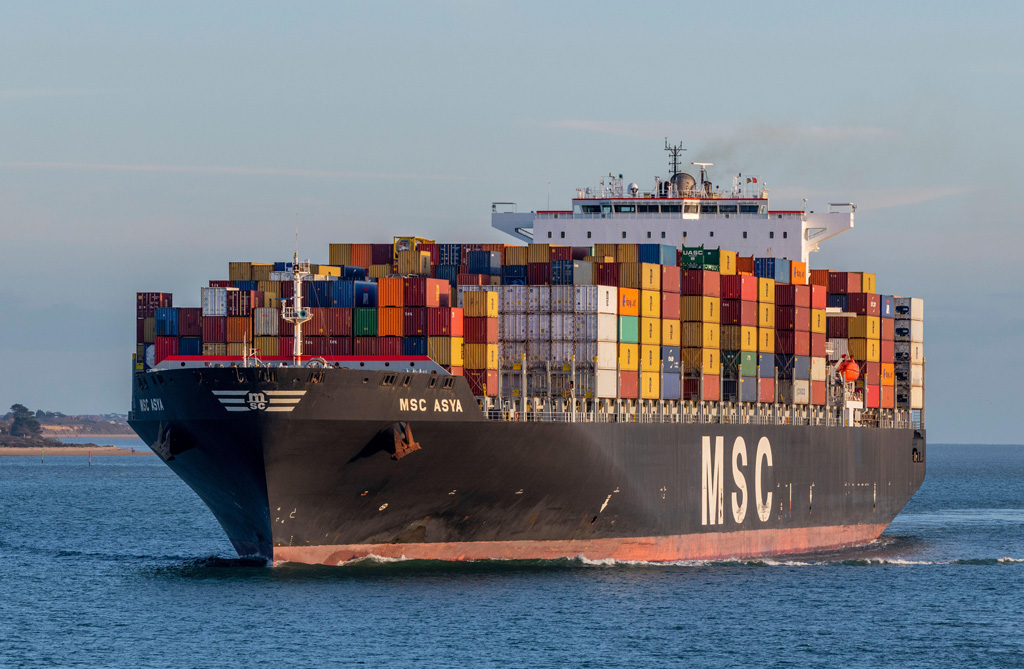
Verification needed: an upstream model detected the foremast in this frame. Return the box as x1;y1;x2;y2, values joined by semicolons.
280;251;312;365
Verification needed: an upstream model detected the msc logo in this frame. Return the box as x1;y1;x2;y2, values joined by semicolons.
212;389;307;413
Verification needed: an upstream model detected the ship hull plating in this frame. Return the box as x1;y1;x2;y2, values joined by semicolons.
129;367;926;565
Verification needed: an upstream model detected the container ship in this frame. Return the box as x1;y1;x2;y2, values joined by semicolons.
129;144;926;565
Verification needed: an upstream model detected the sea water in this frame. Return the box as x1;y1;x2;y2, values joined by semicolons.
1;443;1021;667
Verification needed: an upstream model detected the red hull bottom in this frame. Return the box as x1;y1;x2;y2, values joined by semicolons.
273;523;889;566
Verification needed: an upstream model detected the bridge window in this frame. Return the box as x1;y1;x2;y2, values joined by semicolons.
783;231;788;239
710;231;715;237
587;231;592;239
720;205;737;214
614;205;635;213
560;231;565;238
622;231;627;238
739;204;760;214
661;231;666;239
663;204;682;214
602;204;613;214
770;231;774;239
743;231;748;239
701;204;718;214
547;231;552;238
646;231;651;238
683;203;698;214
581;205;601;214
638;204;659;213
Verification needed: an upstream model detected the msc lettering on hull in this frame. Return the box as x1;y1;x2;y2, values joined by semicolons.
398;398;464;413
702;436;774;526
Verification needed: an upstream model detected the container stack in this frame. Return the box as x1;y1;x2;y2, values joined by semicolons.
894;297;924;410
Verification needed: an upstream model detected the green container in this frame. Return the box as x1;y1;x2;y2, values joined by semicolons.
719;350;757;377
354;308;378;336
702;248;721;267
617;315;639;343
737;351;757;377
679;245;706;270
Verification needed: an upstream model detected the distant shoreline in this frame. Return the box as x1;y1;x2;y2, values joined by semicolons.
50;434;140;439
0;446;152;457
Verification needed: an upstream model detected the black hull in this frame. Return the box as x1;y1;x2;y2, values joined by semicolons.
129;367;925;564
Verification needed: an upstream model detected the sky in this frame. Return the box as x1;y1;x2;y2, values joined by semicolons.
1;1;1021;442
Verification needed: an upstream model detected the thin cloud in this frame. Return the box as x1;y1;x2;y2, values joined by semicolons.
772;185;974;210
0;161;477;181
545;119;896;143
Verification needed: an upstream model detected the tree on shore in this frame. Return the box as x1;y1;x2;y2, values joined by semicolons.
10;404;42;437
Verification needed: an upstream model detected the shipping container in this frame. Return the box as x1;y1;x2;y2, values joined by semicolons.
894;319;924;343
810;309;826;334
353;281;378;308
154;336;178;364
828;271;861;295
849;338;881;362
757;278;776;304
789;261;807;285
464;317;499;343
775;306;809;331
617;316;639;344
758;328;774;354
137;292;173;318
660;265;681;294
464;290;499;317
464;343;499;370
776;331;810;356
850;315;881;339
226;317;252;343
179;336;202;356
202;316;227;343
779;380;810;405
178;308;202;336
720;275;757;301
894;297;924;321
775;284;810;307
402;308;429;337
810;285;827;310
680;270;721;297
155;307;178;336
720;300;757;326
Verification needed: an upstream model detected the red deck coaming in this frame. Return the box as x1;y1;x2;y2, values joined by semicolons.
274;523;888;566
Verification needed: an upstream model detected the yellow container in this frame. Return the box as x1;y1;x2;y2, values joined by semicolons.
428;336;464;367
640;318;662;345
719;250;737;276
615;244;639;263
368;264;391;279
584;255;613;263
849;338;880;362
850;316;881;339
228;262;251;281
262;291;280;309
312;265;341;277
504;246;528;266
641;263;660;291
682;347;721;376
722;326;758;352
810;309;826;334
640;371;661;399
202;343;227;356
527;243;551;263
683;323;719;349
758;327;775;354
680;296;720;323
397;250;431;275
143;317;155;344
640;290;661;318
464;291;499;318
757;277;775;303
618;343;639;371
593;244;617;260
254;336;278;357
250;263;274;282
861;272;876;293
329;243;352;266
640;344;660;372
227;342;247;357
758;303;775;328
661;320;681;346
464;342;498;370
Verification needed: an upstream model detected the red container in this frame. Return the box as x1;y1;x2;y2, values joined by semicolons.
681;270;721;297
720;300;757;326
464;316;499;343
661;292;681;320
660;265;681;294
403;308;428;337
303;336;327;357
447;365;464;377
775;306;810;331
305;308;328;336
527;262;551;285
323;308;352;337
618;371;639;399
136;317;146;343
378;336;402;356
327;336;352;356
881;385;895;409
430;278;451;307
880;339;895;364
720;275;756;301
775;285;810;308
371;243;393;265
811;333;827;358
227;290;261;317
827;317;849;338
594;262;620;287
136;292;173;317
154;336;178;363
758;377;776;403
403;277;427;306
550;246;572;261
404;277;450;307
776;331;810;356
208;280;233;288
456;273;487;286
277;314;295;337
684;375;720;401
862;362;880;384
847;293;880;316
863;384;880;408
278;337;294;355
178;308;202;336
427;307;463;336
881;318;895;341
280;281;294;299
811;380;827;406
808;269;829;288
353;337;378;356
828;271;861;295
810;284;827;310
418;243;439;265
465;369;499;396
202;316;227;343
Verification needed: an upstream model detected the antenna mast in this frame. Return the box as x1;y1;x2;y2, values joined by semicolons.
281;222;312;365
664;138;687;176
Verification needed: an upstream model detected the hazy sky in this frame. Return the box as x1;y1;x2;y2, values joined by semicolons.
1;1;1021;442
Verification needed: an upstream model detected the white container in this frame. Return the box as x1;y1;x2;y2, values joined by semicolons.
572;314;598;341
827;338;848;362
528;285;551;313
527;313;551;341
894;319;924;343
527;340;552;366
500;286;528;314
550;286;576;313
253;308;279;336
596;286;617;315
595;341;617;369
909;386;924;409
201;287;230;316
549;313;573;340
779;380;810;405
894;297;924;321
270;271;293;282
573;285;597;313
499;341;527;364
894;341;924;364
574;341;597;365
910;363;924;387
571;260;594;286
595;368;618;398
500;313;528;342
597;313;617;342
810;356;827;382
551;340;574;362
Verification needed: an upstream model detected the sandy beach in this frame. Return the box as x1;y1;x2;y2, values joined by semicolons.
0;446;152;457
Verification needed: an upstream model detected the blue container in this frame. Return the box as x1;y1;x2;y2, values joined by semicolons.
435;265;460;287
337;265;367;280
303;280;335;308
774;259;790;284
775;354;810;380
661;373;681;400
402;336;428;356
234;280;258;291
550;260;574;285
154;308;178;336
758;353;774;378
661;345;681;373
273;261;293;272
352;280;378;308
178;336;202;356
827;294;848;311
467;250;502;276
438;244;462;266
501;265;527;285
331;280;355;308
880;295;895;319
638;244;676;266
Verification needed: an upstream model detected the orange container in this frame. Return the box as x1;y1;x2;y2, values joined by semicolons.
378;307;404;336
349;244;373;268
226;316;252;343
617;287;639;316
736;255;755;275
378;277;404;307
808;269;829;288
789;261;807;285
